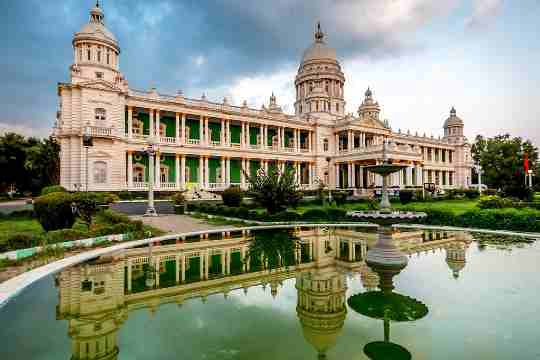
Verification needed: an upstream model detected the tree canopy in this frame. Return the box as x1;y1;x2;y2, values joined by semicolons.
0;132;60;195
471;134;539;197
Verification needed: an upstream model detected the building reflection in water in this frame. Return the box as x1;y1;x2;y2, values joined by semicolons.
55;226;472;360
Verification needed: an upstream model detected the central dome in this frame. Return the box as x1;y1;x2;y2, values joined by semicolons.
301;23;337;64
73;2;119;50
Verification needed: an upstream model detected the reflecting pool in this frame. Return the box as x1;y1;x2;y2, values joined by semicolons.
1;226;539;359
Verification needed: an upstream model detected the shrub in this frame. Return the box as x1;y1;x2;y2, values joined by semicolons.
46;229;89;244
464;189;480;199
399;190;414;205
33;192;76;231
477;195;513;209
332;191;348;205
222;186;243;207
502;185;533;201
236;206;250;219
72;193;98;229
98;209;130;224
118;191;133;200
327;208;347;221
6;233;36;250
302;209;328;222
171;192;186;205
267;210;300;222
245;167;301;214
40;185;66;196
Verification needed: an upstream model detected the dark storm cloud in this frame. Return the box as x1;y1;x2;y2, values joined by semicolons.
0;0;456;135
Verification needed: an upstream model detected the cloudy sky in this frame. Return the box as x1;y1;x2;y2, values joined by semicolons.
1;0;539;144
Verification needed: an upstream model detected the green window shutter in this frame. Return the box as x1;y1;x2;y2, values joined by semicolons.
230;159;241;183
230;125;241;143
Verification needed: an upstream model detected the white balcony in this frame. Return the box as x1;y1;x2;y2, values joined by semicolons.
208;182;227;190
231;142;241;148
187;138;200;145
300;148;310;153
132;133;149;140
210;141;221;147
283;147;295;153
158;182;177;190
132;182;148;190
160;136;176;144
89;126;114;138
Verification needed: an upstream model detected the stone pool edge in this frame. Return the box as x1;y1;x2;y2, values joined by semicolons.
1;222;538;309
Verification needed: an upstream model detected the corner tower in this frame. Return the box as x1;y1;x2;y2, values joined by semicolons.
294;23;346;117
443;107;465;144
70;1;124;85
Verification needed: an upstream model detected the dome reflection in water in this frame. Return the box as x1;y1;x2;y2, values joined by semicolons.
54;226;473;359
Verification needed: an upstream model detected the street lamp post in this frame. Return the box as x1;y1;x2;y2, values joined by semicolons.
474;163;483;195
82;126;94;192
144;142;158;217
326;156;332;203
527;169;534;188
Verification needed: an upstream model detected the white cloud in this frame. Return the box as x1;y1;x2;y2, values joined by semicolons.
465;0;503;29
193;55;207;67
0;122;51;138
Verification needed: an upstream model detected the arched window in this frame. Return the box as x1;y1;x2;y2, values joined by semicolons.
87;46;91;61
93;161;107;184
323;138;329;152
95;108;106;121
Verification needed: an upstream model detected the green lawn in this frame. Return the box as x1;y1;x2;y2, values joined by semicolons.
0;216;44;244
296;199;479;215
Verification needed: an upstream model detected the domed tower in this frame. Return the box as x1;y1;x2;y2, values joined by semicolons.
294;23;346;117
357;87;382;122
445;242;468;279
296;268;347;359
70;1;123;85
443;107;465;143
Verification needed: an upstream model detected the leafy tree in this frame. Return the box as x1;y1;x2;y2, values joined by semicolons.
471;134;538;199
0;133;60;195
244;167;302;214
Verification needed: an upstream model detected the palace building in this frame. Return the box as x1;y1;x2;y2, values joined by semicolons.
54;3;473;193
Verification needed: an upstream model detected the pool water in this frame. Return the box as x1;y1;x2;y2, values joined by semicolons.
0;226;539;360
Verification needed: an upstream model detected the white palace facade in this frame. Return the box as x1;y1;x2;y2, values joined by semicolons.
54;3;473;193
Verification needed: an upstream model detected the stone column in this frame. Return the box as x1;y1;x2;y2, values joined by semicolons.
204;156;209;188
181;113;186;144
359;166;364;188
205;117;210;145
181;255;186;282
351;162;356;188
307;131;312;152
226;120;230;145
155;110;160;138
259;123;264;148
127;151;133;189
240;122;245;148
226;157;231;186
175;113;180;144
335;163;340;188
127;106;133;139
149;109;154;137
175;255;180;283
175;154;180;189
198;156;204;189
180;155;186;189
221;119;225;145
155;151;161;188
348;130;353;151
246;122;250;147
204;251;209;279
308;162;313;187
155;257;160;287
240;158;246;188
221;157;226;186
335;133;340;152
281;127;285;149
348;240;353;261
199;254;204;280
127;259;132;292
199;116;204;145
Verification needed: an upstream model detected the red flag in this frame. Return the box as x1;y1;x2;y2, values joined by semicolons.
524;152;529;172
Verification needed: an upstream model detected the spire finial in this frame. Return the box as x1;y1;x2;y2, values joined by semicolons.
96;0;100;7
314;21;324;42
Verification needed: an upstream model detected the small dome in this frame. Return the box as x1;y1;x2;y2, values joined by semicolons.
365;87;372;97
444;106;463;128
301;23;337;64
74;2;119;49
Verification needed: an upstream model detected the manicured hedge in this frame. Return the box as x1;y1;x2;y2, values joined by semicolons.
222;186;243;207
40;185;66;196
412;208;540;233
33;192;76;231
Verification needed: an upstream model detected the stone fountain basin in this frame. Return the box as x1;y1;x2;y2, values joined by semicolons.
363;164;409;176
347;211;427;226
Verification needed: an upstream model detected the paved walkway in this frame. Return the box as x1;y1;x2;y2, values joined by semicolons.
0;199;32;214
131;214;225;234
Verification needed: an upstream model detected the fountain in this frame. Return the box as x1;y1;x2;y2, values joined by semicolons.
347;235;429;360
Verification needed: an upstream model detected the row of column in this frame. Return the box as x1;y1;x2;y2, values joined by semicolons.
127;151;315;189
423;169;454;186
125;239;318;291
126;107;314;152
423;146;454;164
336;130;384;152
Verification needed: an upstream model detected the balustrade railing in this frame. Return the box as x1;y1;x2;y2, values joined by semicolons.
89;126;114;137
160;136;176;144
187;138;200;145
